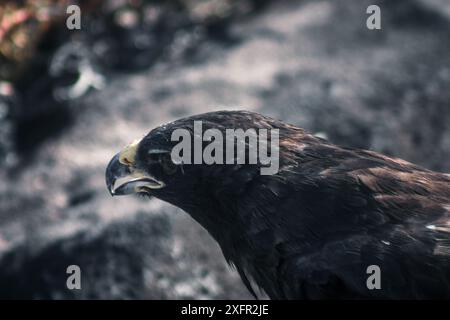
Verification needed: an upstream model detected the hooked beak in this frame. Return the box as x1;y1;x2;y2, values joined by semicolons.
105;140;165;196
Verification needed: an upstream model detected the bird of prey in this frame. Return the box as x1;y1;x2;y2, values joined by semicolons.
105;110;450;299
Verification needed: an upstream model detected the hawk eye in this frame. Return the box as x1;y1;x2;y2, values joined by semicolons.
160;153;177;175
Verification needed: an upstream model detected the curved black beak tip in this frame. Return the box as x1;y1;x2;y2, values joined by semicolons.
105;153;130;197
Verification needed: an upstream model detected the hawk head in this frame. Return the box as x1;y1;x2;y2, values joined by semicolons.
105;110;284;213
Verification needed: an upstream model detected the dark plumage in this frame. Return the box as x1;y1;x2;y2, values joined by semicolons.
105;110;450;299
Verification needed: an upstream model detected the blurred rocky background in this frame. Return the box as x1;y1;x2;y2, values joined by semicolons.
0;0;449;299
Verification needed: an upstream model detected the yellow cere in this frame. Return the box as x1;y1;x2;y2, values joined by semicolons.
119;138;141;166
